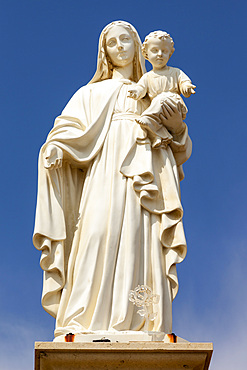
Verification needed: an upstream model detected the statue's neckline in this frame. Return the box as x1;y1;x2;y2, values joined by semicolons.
112;78;133;85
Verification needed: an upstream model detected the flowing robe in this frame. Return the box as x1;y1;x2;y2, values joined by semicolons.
33;78;192;337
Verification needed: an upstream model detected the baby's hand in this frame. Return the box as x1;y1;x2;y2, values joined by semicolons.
127;89;141;100
181;82;196;98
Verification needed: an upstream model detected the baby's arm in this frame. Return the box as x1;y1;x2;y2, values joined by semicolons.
178;69;196;98
128;74;148;100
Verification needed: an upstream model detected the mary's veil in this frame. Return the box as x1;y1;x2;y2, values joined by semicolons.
89;21;146;84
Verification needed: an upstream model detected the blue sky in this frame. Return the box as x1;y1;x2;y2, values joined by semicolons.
0;0;246;368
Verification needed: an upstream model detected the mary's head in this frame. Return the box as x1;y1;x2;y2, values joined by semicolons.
90;21;146;84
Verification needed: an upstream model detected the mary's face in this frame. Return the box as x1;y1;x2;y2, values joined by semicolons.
105;26;135;68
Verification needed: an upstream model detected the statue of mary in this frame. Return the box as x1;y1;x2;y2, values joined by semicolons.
33;21;192;341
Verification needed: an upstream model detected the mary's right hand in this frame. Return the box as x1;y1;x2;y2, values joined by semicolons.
44;144;63;169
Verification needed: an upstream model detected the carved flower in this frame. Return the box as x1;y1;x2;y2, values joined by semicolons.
129;285;160;307
129;285;160;326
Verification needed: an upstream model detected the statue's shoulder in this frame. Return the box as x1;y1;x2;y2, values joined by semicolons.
62;79;122;115
166;65;181;74
88;79;122;90
75;79;121;98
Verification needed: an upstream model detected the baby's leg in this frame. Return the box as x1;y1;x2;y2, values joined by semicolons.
136;94;173;147
136;94;168;133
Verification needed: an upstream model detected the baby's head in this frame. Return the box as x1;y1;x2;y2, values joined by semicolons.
142;31;175;70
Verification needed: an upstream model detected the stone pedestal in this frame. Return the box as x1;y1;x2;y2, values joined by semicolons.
35;341;213;369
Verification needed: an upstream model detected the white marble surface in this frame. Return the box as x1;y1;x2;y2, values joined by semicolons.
34;21;192;339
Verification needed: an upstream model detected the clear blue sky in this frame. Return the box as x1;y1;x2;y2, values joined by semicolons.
0;0;246;368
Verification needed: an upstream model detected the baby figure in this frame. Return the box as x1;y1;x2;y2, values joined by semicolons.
128;30;196;148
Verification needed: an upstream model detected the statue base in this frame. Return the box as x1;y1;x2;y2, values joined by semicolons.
35;341;213;369
53;331;188;343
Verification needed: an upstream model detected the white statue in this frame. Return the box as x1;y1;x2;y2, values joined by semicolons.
128;30;196;148
33;21;192;341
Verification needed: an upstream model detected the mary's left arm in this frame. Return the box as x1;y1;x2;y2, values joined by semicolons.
158;98;192;180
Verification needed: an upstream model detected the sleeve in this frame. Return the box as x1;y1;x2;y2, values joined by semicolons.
134;73;149;99
177;69;192;90
33;80;122;317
